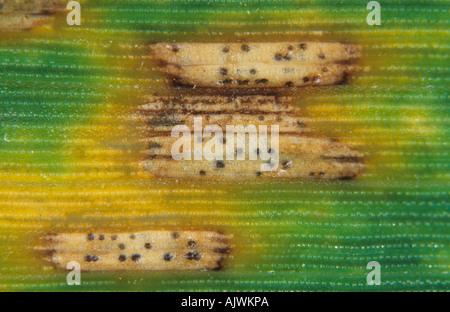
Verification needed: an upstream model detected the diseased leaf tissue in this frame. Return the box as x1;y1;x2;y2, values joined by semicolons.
150;42;360;88
37;231;231;271
0;0;65;31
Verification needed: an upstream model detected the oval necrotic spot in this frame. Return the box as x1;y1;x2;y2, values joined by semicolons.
144;243;152;249
172;232;180;239
119;243;125;250
87;233;95;241
118;254;126;262
241;44;250;52
215;160;225;168
188;240;197;248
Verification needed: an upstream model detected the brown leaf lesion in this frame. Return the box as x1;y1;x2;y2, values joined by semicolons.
35;230;233;272
0;0;66;31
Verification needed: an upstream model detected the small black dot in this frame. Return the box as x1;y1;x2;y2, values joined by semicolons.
256;171;262;177
222;46;230;53
99;234;105;240
222;137;227;144
318;53;325;59
285;81;294;87
131;254;141;262
129;234;136;239
219;68;228;75
255;148;260;156
241;44;250;52
172;232;180;239
84;255;99;262
119;243;125;250
283;54;291;60
274;53;282;61
309;172;315;177
185;251;201;260
250;69;256;75
255;79;268;84
312;76;319;82
322;67;328;72
215;160;225;168
303;77;310;83
118;254;126;262
237;79;249;85
171;45;179;52
258;115;265;121
319;172;325;177
299;43;307;50
288;45;294;50
188;240;197;248
87;234;95;241
111;235;118;241
164;253;174;261
144;243;152;249
222;78;232;84
199;170;206;176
